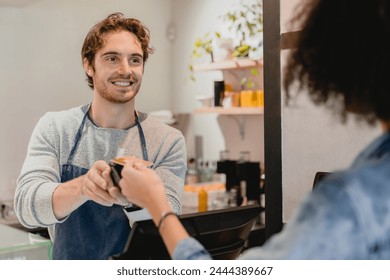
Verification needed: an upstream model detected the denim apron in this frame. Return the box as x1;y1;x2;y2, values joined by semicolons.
52;105;149;260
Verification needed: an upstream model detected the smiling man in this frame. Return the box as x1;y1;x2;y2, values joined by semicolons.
14;13;186;260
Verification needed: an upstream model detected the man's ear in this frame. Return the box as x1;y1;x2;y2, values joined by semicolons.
83;58;93;76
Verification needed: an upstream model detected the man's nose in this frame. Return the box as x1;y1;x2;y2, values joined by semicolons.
117;60;132;76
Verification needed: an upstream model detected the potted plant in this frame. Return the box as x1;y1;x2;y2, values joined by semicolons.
221;0;263;58
188;32;220;81
188;0;263;80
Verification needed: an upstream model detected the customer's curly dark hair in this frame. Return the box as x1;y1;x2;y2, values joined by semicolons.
284;0;390;124
81;12;154;89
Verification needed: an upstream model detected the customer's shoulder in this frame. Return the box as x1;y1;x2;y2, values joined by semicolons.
316;157;390;201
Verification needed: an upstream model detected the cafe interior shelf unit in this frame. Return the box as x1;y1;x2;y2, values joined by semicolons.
194;106;263;140
193;107;263;115
192;58;263;72
192;58;264;139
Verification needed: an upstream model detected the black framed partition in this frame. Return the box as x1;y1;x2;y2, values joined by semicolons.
263;0;303;240
263;0;283;240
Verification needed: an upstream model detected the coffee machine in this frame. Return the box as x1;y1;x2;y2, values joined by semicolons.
216;151;261;205
236;160;261;202
216;159;239;191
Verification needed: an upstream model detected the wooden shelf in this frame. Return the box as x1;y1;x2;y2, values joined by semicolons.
192;59;263;72
194;107;264;115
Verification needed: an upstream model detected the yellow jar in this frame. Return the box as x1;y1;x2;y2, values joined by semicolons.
232;91;241;107
240;90;253;107
253;90;264;107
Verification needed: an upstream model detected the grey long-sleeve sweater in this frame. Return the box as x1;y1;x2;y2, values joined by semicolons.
14;105;186;240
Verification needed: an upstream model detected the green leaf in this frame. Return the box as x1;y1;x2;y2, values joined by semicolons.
250;68;259;76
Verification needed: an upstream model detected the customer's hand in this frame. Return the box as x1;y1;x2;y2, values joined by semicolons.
119;159;165;209
119;159;189;259
82;160;130;206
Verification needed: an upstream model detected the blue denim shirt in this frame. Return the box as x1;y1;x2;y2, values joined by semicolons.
173;132;390;260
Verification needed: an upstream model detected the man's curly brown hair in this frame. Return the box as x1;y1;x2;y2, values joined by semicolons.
81;12;154;89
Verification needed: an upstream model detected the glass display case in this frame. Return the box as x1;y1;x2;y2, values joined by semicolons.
0;224;52;260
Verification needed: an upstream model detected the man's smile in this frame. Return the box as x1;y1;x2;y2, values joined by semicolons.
111;80;134;87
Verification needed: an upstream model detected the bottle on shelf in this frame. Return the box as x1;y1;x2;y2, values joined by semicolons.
198;187;208;212
197;160;204;182
202;160;215;182
185;158;199;185
228;187;238;207
214;80;225;107
240;180;248;206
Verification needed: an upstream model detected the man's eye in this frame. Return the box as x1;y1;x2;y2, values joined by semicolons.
107;57;118;62
130;57;142;64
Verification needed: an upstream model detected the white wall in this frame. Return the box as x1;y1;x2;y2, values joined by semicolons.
171;0;264;165
0;7;23;199
280;0;381;221
0;0;173;200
